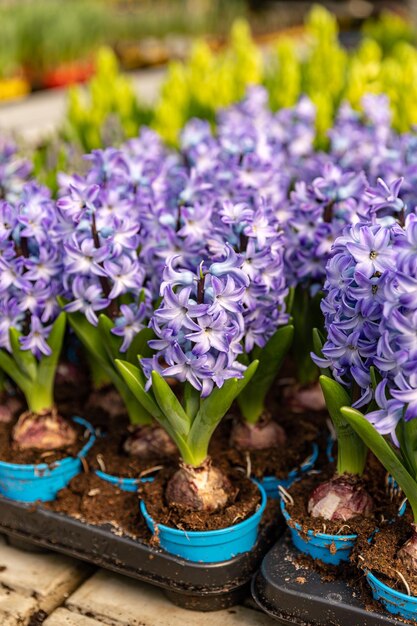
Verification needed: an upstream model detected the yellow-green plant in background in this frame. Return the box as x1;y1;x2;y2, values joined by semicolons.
152;19;262;145
62;6;417;151
64;47;151;152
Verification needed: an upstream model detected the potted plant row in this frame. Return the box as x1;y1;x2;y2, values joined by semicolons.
0;93;328;587
267;177;417;623
3;85;417;621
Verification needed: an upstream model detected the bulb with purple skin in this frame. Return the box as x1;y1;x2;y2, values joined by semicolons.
123;423;177;459
0;396;22;424
165;457;237;512
284;381;326;413
12;407;77;451
397;525;417;571
308;475;374;522
230;413;286;451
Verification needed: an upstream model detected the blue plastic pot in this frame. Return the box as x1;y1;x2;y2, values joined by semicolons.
261;442;319;499
280;498;357;565
95;470;153;492
367;571;417;620
326;435;335;463
0;416;96;503
140;479;267;563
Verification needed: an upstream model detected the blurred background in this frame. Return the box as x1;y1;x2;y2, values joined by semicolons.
2;0;417;185
0;0;411;98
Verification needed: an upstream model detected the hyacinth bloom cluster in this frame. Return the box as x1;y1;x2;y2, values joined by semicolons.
315;176;417;440
314;221;397;406
366;210;417;443
141;247;248;397
56;130;183;351
0;141;64;357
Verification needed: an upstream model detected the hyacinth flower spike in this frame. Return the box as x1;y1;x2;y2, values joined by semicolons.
308;179;407;523
56;139;181;458
117;257;258;512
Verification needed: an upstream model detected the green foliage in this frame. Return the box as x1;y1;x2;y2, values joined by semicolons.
64;47;152;152
237;324;294;424
0;313;66;413
152;19;262;145
320;375;368;476
362;11;415;55
116;359;258;466
65;308;153;425
342;407;417;523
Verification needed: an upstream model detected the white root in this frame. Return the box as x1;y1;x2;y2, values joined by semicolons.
278;485;294;506
395;569;411;596
139;465;163;478
96;454;106;472
245;451;252;479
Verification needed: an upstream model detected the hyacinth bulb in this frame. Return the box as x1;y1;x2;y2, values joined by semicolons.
230;417;286;451
399;526;417;572
123;424;177;459
88;386;126;418
284;381;326;413
166;457;236;512
55;361;85;387
0;396;22;424
308;475;374;521
12;407;77;451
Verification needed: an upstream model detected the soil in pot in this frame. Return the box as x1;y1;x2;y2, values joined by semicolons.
355;510;417;598
212;410;325;480
87;418;177;479
0;418;89;465
140;463;261;532
45;471;149;541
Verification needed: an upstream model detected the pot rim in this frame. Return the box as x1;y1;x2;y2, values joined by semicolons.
140;478;267;538
367;570;417;604
0;416;96;472
280;495;358;541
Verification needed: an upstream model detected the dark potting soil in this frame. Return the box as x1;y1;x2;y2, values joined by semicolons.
284;460;402;538
212;411;324;480
87;419;176;479
45;471;149;541
141;464;261;532
355;509;417;598
0;418;89;465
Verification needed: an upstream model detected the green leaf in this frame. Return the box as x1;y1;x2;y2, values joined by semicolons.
115;359;161;419
238;325;293;423
312;327;330;377
342;407;417;522
66;310;110;365
285;287;295;315
35;312;67;410
397;419;417;480
188;360;259;456
320;375;367;476
126;327;154;364
117;361;194;461
9;328;36;381
98;315;121;361
151;371;191;436
184;381;200;421
0;350;30;397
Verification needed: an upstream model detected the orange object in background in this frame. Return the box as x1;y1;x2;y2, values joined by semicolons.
42;59;95;90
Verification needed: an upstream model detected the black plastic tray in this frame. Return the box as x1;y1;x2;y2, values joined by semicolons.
0;495;283;612
252;532;404;625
